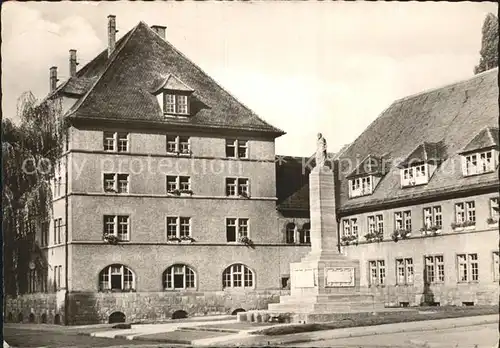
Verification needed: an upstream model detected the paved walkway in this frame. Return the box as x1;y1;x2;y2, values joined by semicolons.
201;314;499;347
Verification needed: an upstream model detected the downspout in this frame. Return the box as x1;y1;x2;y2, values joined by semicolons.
64;126;69;325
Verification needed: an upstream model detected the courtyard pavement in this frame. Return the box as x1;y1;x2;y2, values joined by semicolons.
4;314;498;347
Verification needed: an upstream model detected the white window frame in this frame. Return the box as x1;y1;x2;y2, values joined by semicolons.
225;139;248;159
424;255;445;284
226;218;250;242
226;177;250;197
166;135;191;155
103;173;129;193
222;264;254;289
396;258;414;285
285;223;295;244
165;216;192;239
368;260;386;286
103;132;129;152
103;215;130;241
300;223;311;244
463;150;495;176
99;264;135;291
454;201;476;225
457;253;479;283
490;198;499;221
401;164;428;187
349;176;373;198
163;264;196;290
164;93;190;116
166;175;191;193
342;218;358;238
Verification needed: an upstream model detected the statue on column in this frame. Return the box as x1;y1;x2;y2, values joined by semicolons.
316;133;327;168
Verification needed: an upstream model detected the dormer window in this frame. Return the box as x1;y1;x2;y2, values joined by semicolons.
346;155;386;198
153;74;194;117
398;142;444;188
463;150;495;176
459;127;499;177
349;176;373;197
401;164;428;187
165;93;189;115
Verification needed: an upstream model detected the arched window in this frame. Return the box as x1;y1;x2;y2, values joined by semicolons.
163;264;196;290
99;264;135;291
222;264;254;288
285;223;295;244
300;223;311;244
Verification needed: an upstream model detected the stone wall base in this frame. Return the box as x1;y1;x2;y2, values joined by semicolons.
5;289;289;325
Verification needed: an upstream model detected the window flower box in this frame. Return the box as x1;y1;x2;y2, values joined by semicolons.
179;236;196;243
167;189;181;196
239;192;250;199
340;235;358;246
364;230;384;243
238;236;255;248
451;220;475;231
103;233;121;245
167;237;181;243
180;189;193;196
391;229;411;242
487;217;499;227
420;226;442;236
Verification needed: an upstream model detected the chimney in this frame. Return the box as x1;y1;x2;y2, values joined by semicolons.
108;15;117;57
49;66;58;92
151;25;166;40
69;49;77;77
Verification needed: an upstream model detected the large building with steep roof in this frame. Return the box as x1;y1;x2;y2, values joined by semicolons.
5;16;498;325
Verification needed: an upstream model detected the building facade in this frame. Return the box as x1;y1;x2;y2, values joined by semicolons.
5;17;311;325
5;16;498;325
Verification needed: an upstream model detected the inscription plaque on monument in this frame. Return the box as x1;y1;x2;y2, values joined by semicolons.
293;268;316;288
325;267;355;287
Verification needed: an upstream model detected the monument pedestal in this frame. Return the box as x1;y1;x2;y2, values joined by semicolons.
246;165;389;323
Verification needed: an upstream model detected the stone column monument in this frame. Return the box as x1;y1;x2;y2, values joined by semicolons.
265;134;385;322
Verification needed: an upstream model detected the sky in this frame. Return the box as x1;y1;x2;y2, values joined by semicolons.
2;2;496;156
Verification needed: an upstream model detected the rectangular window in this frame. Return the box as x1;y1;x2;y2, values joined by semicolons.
226;218;237;242
454;201;476;225
423;206;442;229
166;217;191;238
166;175;191;193
179;176;191;191
104;174;129;193
103;132;129;152
342;219;351;236
103;215;130;241
434;206;442;228
166;217;178;239
395;210;411;231
226;139;248;158
368;260;386;286
464;150;494;176
179;217;191;237
368;216;376;234
376;214;384;233
493;252;499;281
103;132;115;151
401;164;429;187
490;198;499;220
396;258;414;285
425;255;445;284
53;218;63;245
351;218;358;237
177;95;188;114
226;218;249;242
457;253;479;282
349;176;373;198
165;94;176;114
226;178;250;197
166;135;191;154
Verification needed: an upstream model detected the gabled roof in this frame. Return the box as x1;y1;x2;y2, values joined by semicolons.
152;74;194;94
346;154;386;179
397;141;446;168
337;68;499;212
276;156;310;211
64;21;283;136
459;127;499;154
